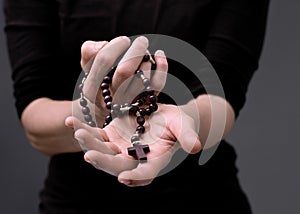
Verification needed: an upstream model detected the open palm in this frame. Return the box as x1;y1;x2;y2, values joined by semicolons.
66;102;201;187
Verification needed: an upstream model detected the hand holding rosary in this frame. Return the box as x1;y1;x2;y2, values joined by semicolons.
78;51;158;163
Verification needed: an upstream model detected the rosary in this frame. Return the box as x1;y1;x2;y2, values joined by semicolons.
78;51;157;163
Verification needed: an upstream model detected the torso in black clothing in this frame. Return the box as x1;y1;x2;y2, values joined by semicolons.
3;0;270;213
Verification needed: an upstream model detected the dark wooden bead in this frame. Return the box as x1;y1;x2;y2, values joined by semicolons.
104;95;112;103
82;107;90;115
88;121;96;127
149;95;157;104
80;98;88;107
129;106;139;116
142;54;150;62
151;63;157;71
145;87;154;95
84;114;93;122
136;99;144;106
149;103;158;112
136;125;145;134
136;116;145;126
106;102;112;109
139;108;146;116
105;115;112;123
102;89;110;97
102;75;112;84
145;108;153;116
142;78;151;87
100;82;109;90
107;66;117;78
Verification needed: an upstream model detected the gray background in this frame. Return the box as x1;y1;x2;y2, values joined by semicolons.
0;0;299;213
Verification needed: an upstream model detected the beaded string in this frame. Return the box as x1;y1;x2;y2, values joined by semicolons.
78;52;157;162
78;72;97;127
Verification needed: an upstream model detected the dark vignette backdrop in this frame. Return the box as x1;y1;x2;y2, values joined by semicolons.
0;0;299;213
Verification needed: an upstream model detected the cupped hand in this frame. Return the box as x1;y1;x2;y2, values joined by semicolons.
65;103;202;187
73;35;167;126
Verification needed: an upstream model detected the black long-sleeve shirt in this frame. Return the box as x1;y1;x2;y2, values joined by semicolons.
3;0;269;213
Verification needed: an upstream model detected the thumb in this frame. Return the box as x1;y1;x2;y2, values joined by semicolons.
169;111;202;154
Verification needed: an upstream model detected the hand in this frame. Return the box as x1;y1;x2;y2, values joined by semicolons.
66;103;202;187
73;35;167;126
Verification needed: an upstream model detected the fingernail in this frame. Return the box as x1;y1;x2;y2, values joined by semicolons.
85;156;98;167
155;50;165;57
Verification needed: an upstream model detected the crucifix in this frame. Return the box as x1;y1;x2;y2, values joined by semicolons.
127;141;150;163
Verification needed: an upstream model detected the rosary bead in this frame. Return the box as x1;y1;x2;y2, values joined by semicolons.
142;54;150;62
102;75;112;84
149;95;157;103
105;114;112;124
136;116;145;126
106;102;112;109
102;89;110;97
136;69;144;76
100;82;109;90
104;95;112;103
151;63;157;71
80;98;88;107
136;125;145;134
136;99;144;106
149;103;158;112
142;78;151;87
82;106;90;115
145;108;153;116
88;121;96;127
145;86;154;95
129;106;139;116
78;83;84;91
139;108;146;116
84;114;93;122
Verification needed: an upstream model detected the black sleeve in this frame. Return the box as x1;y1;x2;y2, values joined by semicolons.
202;0;270;117
3;0;64;118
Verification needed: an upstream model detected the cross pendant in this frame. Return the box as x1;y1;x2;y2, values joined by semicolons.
127;143;150;163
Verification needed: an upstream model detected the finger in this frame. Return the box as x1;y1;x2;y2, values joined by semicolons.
65;116;106;139
83;36;131;102
111;36;149;93
84;150;139;176
74;129;119;155
65;116;119;153
151;50;168;94
117;147;174;187
114;58;152;104
169;111;202;154
80;40;108;71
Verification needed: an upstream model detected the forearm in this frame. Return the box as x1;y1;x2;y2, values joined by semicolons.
21;98;81;156
181;94;235;148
